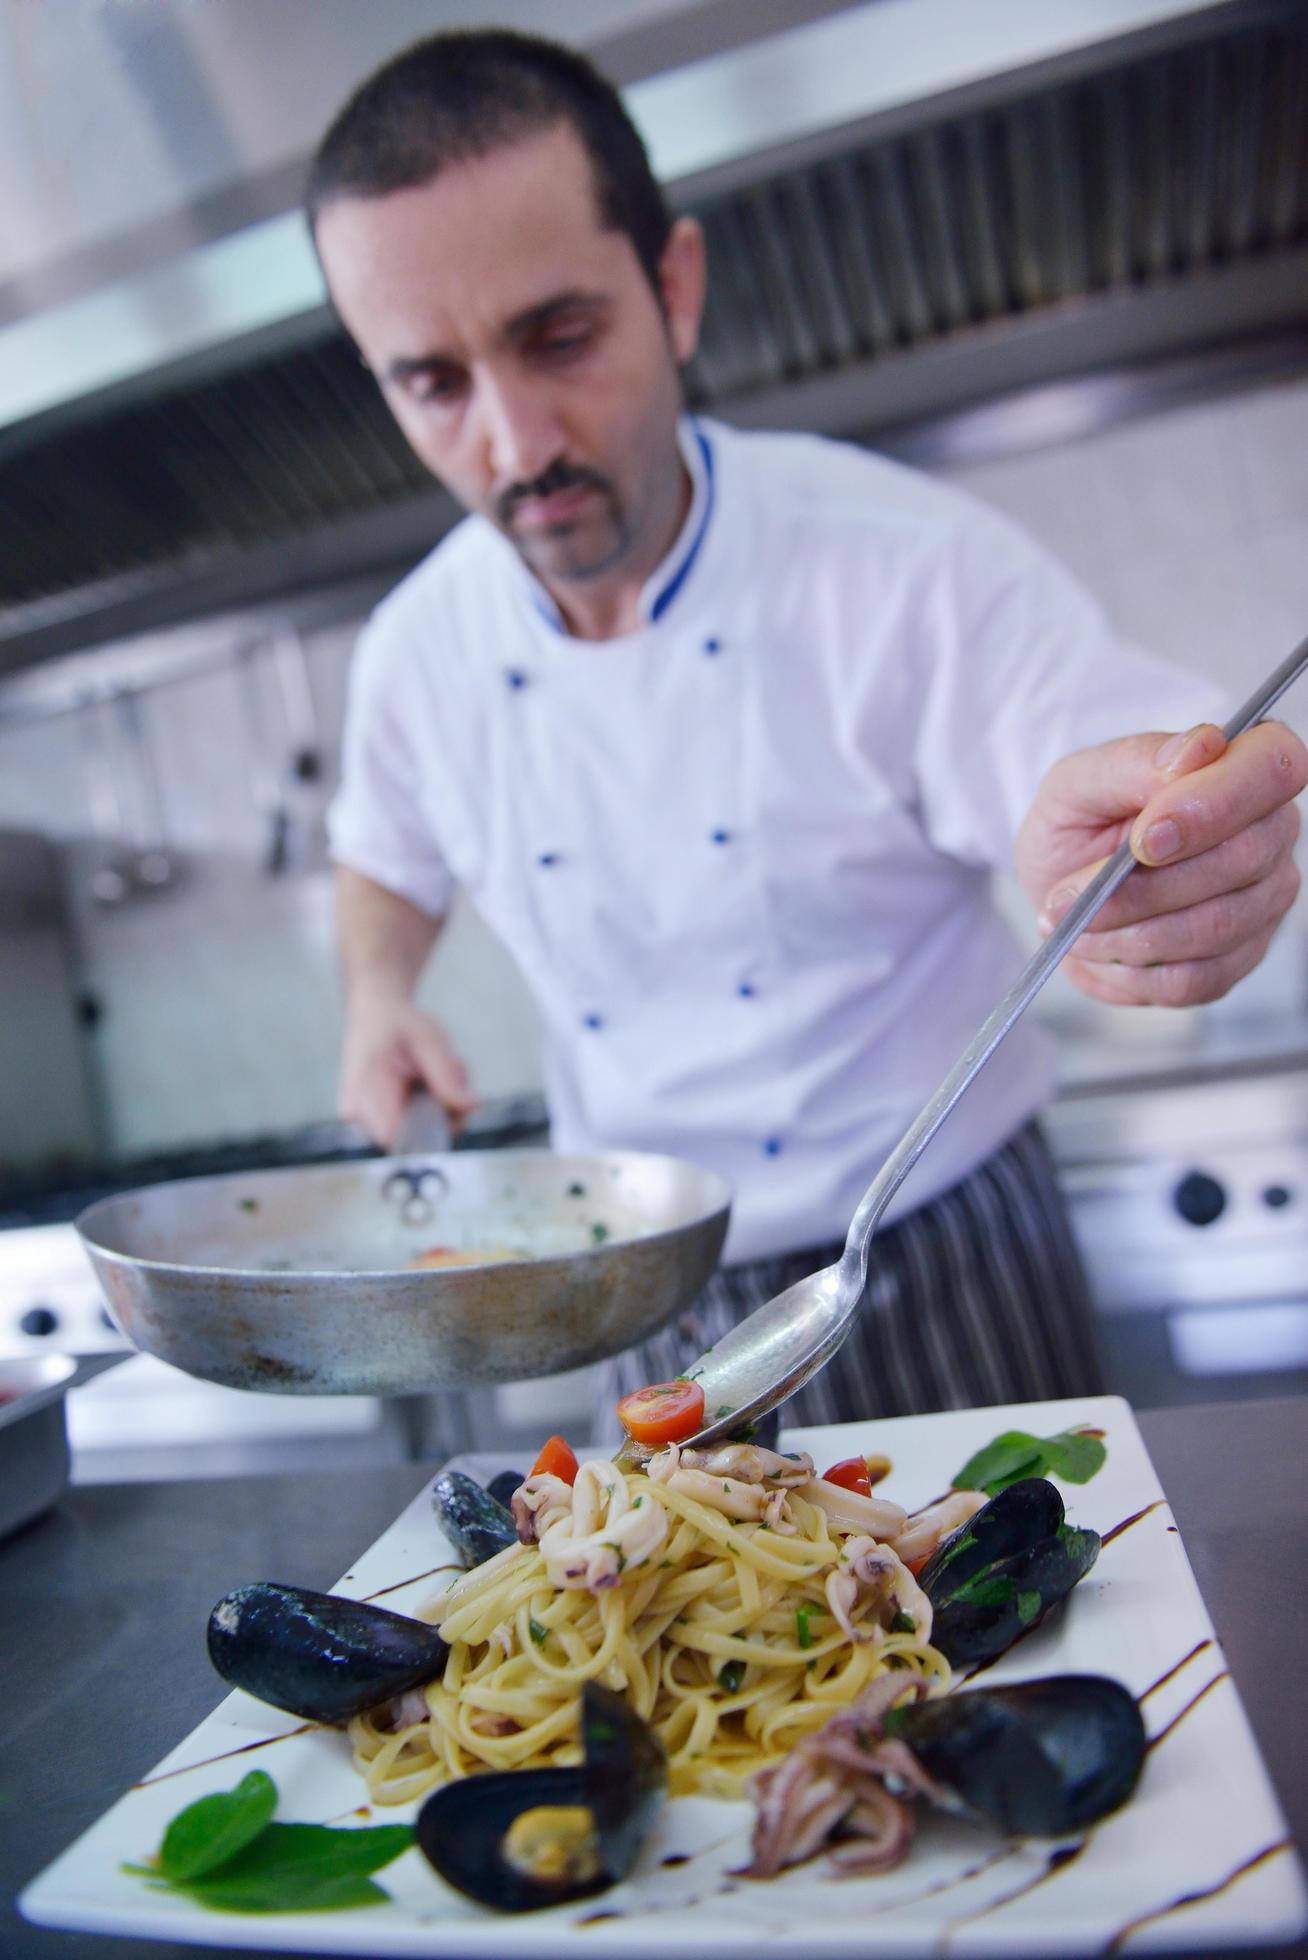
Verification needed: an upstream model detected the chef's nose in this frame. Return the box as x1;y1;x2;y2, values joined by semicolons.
475;369;563;488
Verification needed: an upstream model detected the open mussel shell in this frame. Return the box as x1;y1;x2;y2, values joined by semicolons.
486;1468;527;1509
207;1582;449;1725
885;1675;1146;1837
431;1469;519;1568
415;1681;667;1912
919;1478;1101;1667
919;1477;1066;1595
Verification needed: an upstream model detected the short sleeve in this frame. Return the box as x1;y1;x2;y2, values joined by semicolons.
326;617;456;919
909;506;1232;869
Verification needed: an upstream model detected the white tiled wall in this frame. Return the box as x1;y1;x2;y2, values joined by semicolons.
940;374;1308;731
0;623;542;1161
1;370;1305;1161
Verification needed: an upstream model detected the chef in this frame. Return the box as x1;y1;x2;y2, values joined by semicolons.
313;29;1305;1431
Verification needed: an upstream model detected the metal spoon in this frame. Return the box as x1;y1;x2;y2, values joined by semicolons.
677;633;1308;1449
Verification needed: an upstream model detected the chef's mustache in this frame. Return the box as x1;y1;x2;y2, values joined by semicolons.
495;461;612;525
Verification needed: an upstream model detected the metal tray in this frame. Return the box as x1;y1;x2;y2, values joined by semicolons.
0;1354;77;1538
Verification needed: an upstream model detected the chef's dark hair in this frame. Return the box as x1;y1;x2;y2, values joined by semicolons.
307;29;673;292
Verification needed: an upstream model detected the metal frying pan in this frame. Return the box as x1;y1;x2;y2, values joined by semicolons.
76;1148;731;1396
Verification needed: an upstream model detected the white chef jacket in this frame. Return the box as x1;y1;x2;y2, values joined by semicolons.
329;417;1225;1263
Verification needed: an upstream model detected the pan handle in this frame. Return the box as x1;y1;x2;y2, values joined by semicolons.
382;1093;454;1226
394;1091;453;1156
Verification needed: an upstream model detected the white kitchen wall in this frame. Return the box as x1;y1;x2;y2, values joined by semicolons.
941;374;1308;735
1;368;1305;1161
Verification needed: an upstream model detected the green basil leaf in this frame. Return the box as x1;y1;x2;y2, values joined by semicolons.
182;1870;392;1915
952;1425;1107;1496
133;1772;413;1917
209;1821;413;1886
951;1430;1045;1495
796;1603;813;1650
1041;1429;1108;1485
158;1769;277;1883
1015;1588;1043;1626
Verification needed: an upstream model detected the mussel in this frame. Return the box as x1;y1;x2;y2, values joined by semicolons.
415;1682;667;1912
486;1468;527;1509
431;1469;519;1568
885;1675;1146;1836
919;1477;1100;1667
207;1582;449;1724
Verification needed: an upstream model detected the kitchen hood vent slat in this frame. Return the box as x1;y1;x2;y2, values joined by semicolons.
955;117;1009;322
818;156;898;354
3;8;1307;660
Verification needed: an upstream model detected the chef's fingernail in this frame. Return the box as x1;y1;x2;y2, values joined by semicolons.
1153;730;1189;770
1038;888;1078;936
1154;724;1212;774
1139;817;1182;863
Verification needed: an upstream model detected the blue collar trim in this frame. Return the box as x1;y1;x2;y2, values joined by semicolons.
648;427;715;624
517;422;715;634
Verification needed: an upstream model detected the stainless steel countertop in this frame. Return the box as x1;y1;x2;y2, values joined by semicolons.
2;1399;1305;1960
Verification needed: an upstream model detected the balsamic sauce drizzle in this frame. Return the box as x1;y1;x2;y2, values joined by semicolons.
1105;1840;1293;1951
1138;1638;1213;1704
135;1722;316;1787
1147;1669;1230;1750
365;1561;463;1602
1100;1498;1168;1547
939;1836;1089;1935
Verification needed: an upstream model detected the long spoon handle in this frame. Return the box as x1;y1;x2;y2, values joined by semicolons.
839;629;1308;1289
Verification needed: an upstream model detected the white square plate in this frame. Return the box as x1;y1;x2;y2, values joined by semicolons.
20;1396;1308;1955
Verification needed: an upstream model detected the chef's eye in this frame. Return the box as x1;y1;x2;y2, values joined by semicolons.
536;325;595;361
404;370;465;405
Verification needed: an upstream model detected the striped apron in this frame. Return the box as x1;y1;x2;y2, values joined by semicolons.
592;1121;1103;1445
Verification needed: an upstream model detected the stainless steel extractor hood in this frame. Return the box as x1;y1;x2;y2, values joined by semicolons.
2;0;1305;670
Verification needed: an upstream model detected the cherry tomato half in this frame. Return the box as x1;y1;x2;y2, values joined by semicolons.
822;1456;873;1500
531;1434;579;1484
616;1379;706;1447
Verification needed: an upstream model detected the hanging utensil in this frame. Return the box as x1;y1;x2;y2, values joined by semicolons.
114;690;176;891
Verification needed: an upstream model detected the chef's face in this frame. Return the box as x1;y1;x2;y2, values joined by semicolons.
315;122;704;594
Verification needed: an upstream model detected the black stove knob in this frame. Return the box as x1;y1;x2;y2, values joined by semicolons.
20;1305;59;1337
1173;1170;1226;1227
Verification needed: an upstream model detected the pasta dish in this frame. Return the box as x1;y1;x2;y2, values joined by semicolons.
349;1442;974;1805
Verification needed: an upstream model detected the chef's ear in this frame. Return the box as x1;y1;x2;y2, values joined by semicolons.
658;216;706;366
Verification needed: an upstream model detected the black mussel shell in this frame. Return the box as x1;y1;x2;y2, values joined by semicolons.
207;1582;449;1724
920;1479;1100;1667
415;1682;667;1912
487;1469;527;1509
919;1478;1066;1596
884;1675;1146;1837
431;1469;519;1568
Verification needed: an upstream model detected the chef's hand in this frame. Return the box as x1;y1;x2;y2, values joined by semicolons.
1016;721;1307;1006
338;994;477;1149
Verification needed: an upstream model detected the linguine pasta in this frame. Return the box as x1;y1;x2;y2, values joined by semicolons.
349;1453;954;1805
